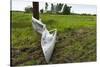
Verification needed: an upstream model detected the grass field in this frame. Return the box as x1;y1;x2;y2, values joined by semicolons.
11;11;96;66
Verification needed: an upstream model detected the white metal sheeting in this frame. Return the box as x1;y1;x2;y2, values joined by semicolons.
32;16;57;63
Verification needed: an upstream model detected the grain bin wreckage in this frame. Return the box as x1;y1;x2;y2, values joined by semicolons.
32;16;57;63
31;2;66;63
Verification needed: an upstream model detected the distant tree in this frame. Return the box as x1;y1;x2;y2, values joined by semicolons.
24;6;32;13
62;4;71;15
45;2;48;12
56;3;63;11
40;9;44;14
51;3;54;12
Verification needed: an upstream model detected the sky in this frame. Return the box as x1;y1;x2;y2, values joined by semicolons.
11;0;97;14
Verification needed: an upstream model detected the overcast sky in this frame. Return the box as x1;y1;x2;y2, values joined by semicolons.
11;0;96;14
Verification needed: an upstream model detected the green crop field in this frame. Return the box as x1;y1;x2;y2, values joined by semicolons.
11;11;96;66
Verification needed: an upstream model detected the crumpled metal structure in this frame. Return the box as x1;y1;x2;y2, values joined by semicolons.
32;16;57;63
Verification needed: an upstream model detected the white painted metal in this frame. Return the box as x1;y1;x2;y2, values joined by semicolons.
32;16;57;63
32;16;46;34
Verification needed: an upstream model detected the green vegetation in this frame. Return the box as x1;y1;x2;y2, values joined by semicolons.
11;11;96;66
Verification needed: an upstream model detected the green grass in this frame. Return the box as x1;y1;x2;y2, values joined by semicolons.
40;14;96;31
11;11;96;66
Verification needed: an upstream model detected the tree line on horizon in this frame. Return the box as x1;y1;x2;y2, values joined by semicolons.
24;2;96;16
25;2;72;15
